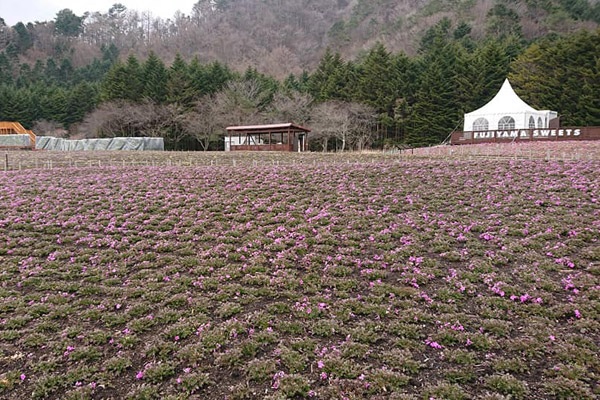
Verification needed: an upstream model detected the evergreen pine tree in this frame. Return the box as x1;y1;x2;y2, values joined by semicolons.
100;61;128;102
206;61;234;94
3;87;35;127
142;51;167;103
166;53;191;106
124;54;143;102
188;56;208;100
40;86;69;126
0;53;13;85
407;37;460;145
66;82;98;125
357;42;395;115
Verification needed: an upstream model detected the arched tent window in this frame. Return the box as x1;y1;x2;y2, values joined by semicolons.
529;116;535;129
538;117;543;128
472;118;489;131
498;116;515;130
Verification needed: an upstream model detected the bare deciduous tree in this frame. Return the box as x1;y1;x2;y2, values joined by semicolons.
310;100;377;152
179;96;224;151
32;120;67;137
270;91;314;125
79;101;185;147
213;79;272;126
348;103;377;151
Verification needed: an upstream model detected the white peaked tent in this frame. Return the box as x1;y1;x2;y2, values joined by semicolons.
463;79;557;132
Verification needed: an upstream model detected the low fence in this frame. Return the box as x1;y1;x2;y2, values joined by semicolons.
451;126;600;145
2;143;600;172
230;144;293;152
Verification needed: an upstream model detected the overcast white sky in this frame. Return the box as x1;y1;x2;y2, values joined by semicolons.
0;0;196;25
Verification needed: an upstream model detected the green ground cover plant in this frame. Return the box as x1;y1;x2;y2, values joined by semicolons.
0;152;599;398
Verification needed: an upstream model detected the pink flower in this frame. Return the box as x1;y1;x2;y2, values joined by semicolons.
174;336;180;341
425;338;443;349
549;335;556;341
574;309;582;318
20;374;26;381
136;371;144;380
320;372;328;380
317;360;324;369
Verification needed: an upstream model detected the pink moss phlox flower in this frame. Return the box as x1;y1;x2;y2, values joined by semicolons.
574;309;582;318
20;374;26;381
136;371;144;380
271;371;285;389
425;338;443;349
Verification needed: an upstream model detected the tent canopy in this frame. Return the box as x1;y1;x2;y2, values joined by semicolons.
463;79;557;131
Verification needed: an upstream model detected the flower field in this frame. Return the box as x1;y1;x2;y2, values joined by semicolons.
1;156;599;399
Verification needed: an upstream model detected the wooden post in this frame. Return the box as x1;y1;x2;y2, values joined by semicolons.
269;132;272;151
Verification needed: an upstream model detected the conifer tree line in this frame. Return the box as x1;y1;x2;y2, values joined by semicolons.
0;24;598;150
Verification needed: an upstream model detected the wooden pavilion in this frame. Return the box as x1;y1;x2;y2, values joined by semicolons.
225;123;310;152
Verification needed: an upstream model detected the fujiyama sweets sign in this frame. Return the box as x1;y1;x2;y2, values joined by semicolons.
473;128;581;140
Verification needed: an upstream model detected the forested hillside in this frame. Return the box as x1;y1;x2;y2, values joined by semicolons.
1;0;599;76
0;0;599;149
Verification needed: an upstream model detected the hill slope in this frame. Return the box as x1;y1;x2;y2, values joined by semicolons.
1;0;598;77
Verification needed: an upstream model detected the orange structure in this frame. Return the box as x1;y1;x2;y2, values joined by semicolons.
0;122;36;148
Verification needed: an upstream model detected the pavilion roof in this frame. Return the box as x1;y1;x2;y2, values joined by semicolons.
226;123;311;133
